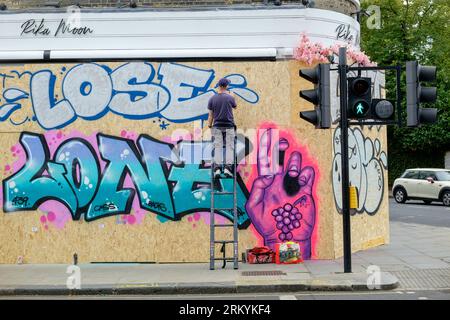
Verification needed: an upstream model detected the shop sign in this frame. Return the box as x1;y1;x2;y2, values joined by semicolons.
20;18;93;37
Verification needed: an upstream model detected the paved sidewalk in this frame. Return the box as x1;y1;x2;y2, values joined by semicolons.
354;222;450;271
0;262;398;296
353;222;450;291
0;221;449;295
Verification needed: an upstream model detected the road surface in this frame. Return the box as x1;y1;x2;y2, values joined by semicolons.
389;198;450;227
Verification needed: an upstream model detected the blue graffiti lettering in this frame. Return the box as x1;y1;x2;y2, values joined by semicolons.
0;62;259;129
2;132;250;227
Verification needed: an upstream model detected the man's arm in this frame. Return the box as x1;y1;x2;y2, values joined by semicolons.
230;93;237;108
207;110;213;128
207;97;214;128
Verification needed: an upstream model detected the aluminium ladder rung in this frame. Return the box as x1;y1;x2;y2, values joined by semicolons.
210;127;238;270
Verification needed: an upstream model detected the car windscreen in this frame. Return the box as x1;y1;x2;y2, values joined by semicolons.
436;171;450;181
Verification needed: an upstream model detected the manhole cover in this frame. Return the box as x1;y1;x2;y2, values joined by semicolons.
391;268;450;290
241;271;286;276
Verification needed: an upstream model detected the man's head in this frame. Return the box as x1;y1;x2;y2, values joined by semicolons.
217;78;231;89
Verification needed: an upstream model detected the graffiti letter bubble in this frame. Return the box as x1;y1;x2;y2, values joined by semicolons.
66;265;81;290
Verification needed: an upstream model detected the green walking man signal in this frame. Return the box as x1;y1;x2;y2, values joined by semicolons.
352;100;370;118
356;103;364;114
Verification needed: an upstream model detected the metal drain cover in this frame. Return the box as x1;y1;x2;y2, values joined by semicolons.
241;270;286;276
391;268;450;290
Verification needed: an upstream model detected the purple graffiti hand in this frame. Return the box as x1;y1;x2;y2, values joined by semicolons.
245;129;316;259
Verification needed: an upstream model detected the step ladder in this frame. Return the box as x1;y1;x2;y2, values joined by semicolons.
210;128;238;270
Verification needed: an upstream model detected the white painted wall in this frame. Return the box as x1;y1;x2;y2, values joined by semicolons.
0;7;359;60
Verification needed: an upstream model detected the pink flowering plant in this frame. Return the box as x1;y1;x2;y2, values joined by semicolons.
293;34;375;66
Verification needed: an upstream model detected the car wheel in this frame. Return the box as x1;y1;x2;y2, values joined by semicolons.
423;200;432;205
394;188;407;204
442;191;450;207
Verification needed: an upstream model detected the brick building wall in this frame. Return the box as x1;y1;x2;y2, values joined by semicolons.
1;0;358;16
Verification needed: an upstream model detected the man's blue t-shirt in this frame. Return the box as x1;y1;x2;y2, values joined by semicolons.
207;92;237;126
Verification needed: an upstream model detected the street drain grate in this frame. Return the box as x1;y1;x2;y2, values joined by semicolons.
391;268;450;290
241;271;286;276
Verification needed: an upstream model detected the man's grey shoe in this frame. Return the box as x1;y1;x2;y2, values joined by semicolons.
214;168;222;179
223;168;233;178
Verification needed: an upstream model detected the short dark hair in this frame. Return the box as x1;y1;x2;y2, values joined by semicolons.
217;78;231;88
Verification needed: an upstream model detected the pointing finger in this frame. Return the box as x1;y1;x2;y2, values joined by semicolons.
257;129;271;176
287;151;302;178
274;138;289;175
298;166;315;195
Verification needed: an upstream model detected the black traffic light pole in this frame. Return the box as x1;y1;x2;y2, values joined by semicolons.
338;47;352;273
299;47;437;274
338;51;404;273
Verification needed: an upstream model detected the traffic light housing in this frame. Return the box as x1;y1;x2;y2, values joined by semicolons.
347;77;395;122
406;61;438;127
299;64;331;129
371;99;395;121
348;77;372;119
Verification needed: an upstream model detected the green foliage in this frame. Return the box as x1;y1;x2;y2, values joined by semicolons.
387;148;445;185
360;0;450;182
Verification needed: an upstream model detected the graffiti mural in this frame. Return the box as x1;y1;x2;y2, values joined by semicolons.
2;130;252;225
332;127;388;215
0;59;325;262
246;126;318;259
1;125;319;259
0;62;259;129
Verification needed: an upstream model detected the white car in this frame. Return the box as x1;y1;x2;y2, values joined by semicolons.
393;168;450;206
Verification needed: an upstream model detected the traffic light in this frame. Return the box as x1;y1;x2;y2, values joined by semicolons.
299;63;331;129
347;77;395;122
347;77;372;119
406;61;438;127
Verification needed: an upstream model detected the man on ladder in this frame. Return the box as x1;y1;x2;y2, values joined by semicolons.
207;78;237;178
207;78;238;270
